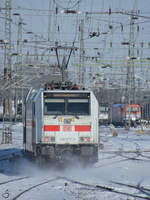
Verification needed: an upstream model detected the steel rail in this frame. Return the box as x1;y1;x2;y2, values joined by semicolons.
12;177;60;200
112;181;150;197
0;176;30;186
60;176;150;200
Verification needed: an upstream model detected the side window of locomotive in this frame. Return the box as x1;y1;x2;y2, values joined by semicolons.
44;99;65;115
67;99;90;115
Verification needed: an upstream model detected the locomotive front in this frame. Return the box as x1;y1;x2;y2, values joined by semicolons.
24;86;99;164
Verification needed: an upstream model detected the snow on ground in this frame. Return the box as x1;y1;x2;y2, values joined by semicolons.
0;123;150;199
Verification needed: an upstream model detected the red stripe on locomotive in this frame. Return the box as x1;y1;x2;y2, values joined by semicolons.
44;125;60;131
75;125;91;132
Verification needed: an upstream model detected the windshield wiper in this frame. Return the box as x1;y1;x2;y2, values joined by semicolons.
75;115;79;119
53;115;58;119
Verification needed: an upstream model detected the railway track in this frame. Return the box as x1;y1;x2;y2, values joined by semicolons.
1;175;150;200
112;181;150;197
0;175;61;199
96;148;150;169
99;130;150;166
0;176;30;186
11;177;60;200
0;126;150;199
60;176;150;200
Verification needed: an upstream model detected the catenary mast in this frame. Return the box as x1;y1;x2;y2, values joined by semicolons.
3;0;12;121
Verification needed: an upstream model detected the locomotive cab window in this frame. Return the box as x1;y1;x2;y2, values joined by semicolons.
67;99;90;115
126;107;139;112
44;93;90;116
44;99;65;115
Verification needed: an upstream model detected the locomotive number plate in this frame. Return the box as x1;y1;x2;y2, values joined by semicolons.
63;125;72;131
64;118;72;124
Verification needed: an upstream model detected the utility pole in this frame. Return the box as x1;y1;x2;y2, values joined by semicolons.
47;0;53;67
125;10;136;129
15;16;23;121
130;11;136;104
48;0;53;42
79;19;84;87
3;0;12;121
34;34;38;64
125;11;137;105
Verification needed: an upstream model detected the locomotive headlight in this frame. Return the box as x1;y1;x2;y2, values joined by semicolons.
72;117;75;122
45;137;55;142
59;117;64;122
45;137;50;142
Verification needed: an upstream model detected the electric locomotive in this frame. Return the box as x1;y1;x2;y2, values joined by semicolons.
23;82;99;164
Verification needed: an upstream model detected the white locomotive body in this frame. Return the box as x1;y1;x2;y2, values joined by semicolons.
24;87;99;163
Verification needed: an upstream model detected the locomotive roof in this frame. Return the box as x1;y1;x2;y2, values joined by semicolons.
43;89;92;93
26;88;93;102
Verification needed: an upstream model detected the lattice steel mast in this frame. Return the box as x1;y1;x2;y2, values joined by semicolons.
79;19;84;86
3;0;12;120
125;10;136;105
